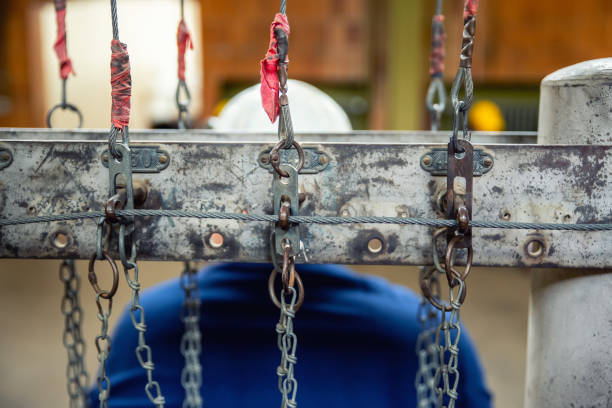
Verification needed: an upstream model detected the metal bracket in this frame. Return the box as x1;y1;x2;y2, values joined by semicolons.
0;144;13;170
259;146;330;174
108;144;135;221
421;147;493;176
273;164;300;257
101;145;170;173
446;140;473;248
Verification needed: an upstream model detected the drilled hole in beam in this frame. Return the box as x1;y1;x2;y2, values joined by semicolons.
52;231;70;249
209;232;224;249
367;238;383;254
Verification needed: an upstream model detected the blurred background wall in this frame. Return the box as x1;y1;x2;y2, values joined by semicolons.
0;0;611;407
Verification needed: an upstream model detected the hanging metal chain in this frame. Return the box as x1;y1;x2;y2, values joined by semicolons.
433;280;465;408
180;262;203;408
59;259;89;408
88;219;120;408
426;0;446;131
118;223;167;407
269;240;302;408
415;267;441;408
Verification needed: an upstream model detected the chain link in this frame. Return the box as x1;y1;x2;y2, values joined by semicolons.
179;262;203;408
119;224;167;407
92;282;113;408
433;279;465;408
59;259;90;408
275;285;299;408
415;267;441;408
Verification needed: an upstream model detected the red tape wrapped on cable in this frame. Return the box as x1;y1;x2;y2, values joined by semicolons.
110;40;132;130
260;13;290;123
53;0;74;79
463;0;479;19
429;14;445;77
177;19;194;81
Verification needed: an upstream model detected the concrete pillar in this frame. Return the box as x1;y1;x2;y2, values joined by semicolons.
524;58;612;407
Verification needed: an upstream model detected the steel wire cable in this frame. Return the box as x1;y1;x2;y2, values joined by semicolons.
0;209;610;231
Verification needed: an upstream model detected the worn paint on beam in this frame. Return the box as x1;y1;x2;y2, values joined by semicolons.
0;129;610;268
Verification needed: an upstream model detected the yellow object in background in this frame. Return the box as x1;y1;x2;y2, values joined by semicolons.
469;100;506;131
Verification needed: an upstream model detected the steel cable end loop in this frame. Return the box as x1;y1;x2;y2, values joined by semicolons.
46;103;84;129
426;77;447;131
88;251;120;299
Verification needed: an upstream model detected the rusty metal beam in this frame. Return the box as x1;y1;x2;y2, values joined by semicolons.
0;128;610;268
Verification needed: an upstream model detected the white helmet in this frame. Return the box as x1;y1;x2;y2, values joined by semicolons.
209;79;352;132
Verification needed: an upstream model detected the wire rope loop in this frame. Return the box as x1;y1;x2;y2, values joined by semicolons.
46;103;83;129
451;104;469;153
444;235;473;286
450;66;473;113
108;125;130;160
426;77;446;131
269;267;304;312
176;79;192;112
269;139;304;177
88;251;119;299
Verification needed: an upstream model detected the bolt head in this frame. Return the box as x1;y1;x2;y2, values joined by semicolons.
102;153;109;162
319;155;328;165
261;156;269;164
159;155;168;164
483;157;492;167
422;156;432;166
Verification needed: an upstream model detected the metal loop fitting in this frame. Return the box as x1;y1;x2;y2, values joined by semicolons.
108;125;129;160
46;78;83;129
88;251;120;299
268;265;304;312
426;77;446;131
445;234;473;288
269;139;304;178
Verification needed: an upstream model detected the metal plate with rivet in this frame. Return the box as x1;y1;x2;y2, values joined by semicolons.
101;145;170;173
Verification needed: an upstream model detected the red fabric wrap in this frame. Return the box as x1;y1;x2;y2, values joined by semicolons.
260;13;290;123
110;40;132;129
177;19;194;81
53;7;74;79
463;0;479;19
429;15;445;77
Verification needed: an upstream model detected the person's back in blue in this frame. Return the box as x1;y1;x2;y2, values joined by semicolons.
89;263;491;407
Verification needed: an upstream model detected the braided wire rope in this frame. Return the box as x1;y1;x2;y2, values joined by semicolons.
1;209;610;231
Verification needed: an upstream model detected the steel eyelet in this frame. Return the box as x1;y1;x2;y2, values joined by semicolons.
268;265;304;312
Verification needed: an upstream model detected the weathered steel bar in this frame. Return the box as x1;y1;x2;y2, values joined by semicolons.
0;128;610;267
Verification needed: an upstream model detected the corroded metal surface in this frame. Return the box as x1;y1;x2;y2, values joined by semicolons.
0;129;610;267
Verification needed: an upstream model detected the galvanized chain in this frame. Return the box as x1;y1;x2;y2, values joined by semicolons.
276;285;299;408
415;267;441;408
179;262;203;408
433;280;465;408
119;223;167;407
426;0;446;131
88;222;119;408
59;259;89;408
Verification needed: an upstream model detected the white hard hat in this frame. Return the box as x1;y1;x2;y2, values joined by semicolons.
209;79;352;132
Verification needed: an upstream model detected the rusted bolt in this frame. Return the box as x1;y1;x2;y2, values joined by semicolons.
525;239;545;258
422;155;432;166
208;232;224;249
367;237;384;254
563;214;571;222
0;152;10;162
102;153;109;162
159;155;168;164
319;155;328;165
132;180;149;207
340;209;351;217
27;205;37;215
260;155;269;164
51;231;70;249
501;209;511;221
483;157;493;167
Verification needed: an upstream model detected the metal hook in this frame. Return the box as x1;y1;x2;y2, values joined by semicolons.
269;139;304;178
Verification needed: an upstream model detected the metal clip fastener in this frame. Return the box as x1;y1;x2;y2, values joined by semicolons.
273;164;300;257
446;138;473;249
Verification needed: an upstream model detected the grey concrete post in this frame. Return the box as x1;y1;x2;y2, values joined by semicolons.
524;58;612;407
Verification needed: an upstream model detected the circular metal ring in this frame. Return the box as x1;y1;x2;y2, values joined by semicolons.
431;227;448;274
268;266;304;312
269;139;305;177
46;103;83;129
445;235;473;285
420;266;454;312
281;244;295;290
88;251;119;299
